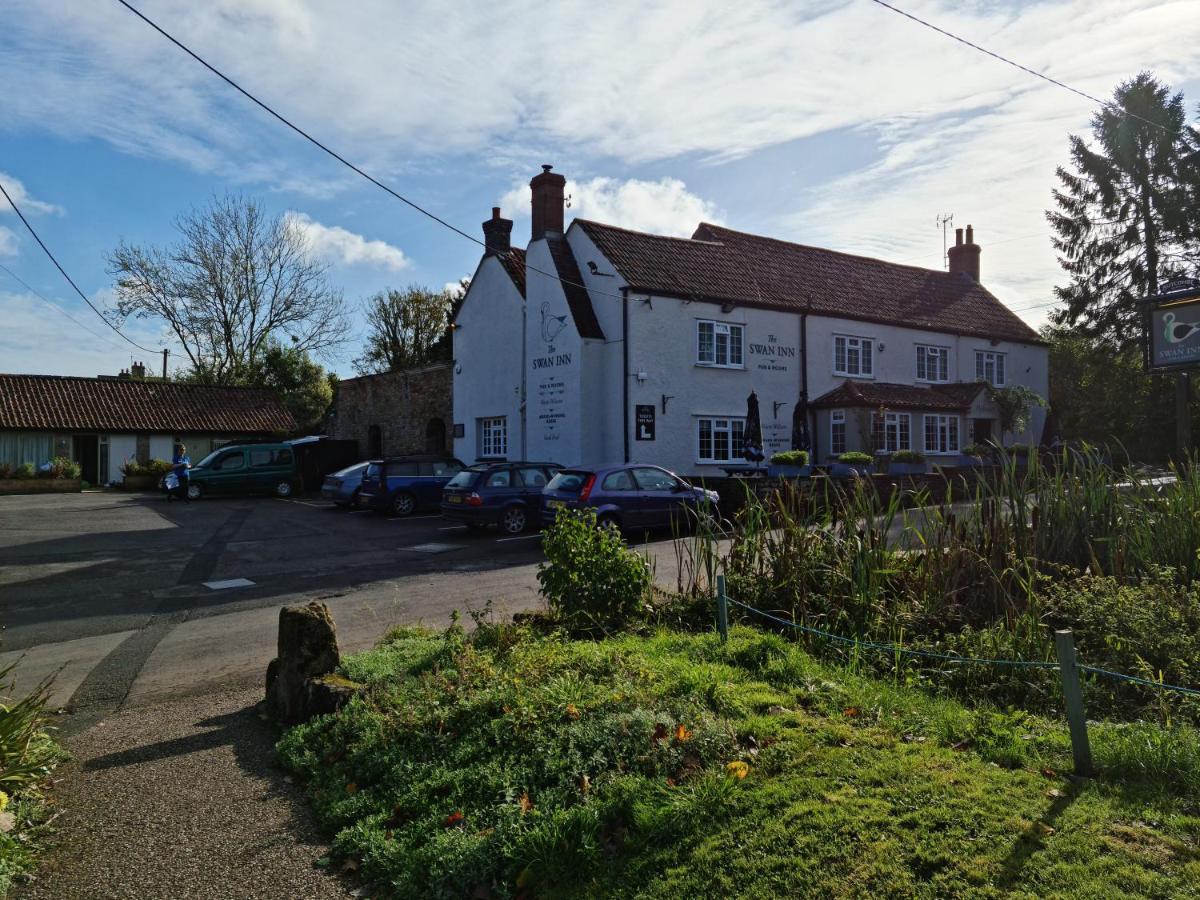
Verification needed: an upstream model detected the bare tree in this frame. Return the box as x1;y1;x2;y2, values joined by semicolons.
108;195;348;383
353;285;454;375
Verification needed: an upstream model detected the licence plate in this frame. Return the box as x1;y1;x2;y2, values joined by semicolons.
448;495;462;504
548;500;566;510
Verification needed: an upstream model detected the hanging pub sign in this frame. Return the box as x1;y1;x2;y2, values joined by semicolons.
1144;280;1200;374
635;404;656;441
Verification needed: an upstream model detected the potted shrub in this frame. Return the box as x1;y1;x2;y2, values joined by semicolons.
121;459;159;492
831;451;873;478
767;449;810;478
887;449;927;476
958;443;988;467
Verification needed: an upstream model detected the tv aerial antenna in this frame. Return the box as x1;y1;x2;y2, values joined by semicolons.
936;213;954;269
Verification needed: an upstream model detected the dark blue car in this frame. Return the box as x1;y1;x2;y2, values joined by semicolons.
541;464;720;533
359;455;465;516
440;461;563;534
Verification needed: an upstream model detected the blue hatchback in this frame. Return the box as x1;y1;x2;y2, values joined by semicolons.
440;461;563;534
541;464;719;533
359;455;465;517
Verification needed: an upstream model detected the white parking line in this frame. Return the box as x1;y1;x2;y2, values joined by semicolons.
277;499;334;508
439;525;468;531
495;533;542;543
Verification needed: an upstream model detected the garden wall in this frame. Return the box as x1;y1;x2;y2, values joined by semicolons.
0;478;82;496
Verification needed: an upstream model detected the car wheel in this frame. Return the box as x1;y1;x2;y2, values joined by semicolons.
186;482;202;501
391;492;416;517
501;506;528;535
597;513;621;535
275;480;294;498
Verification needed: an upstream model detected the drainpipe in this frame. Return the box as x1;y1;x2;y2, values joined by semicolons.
622;287;630;463
801;312;816;461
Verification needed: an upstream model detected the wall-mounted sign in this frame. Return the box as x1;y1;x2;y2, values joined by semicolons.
1145;286;1200;373
635;404;656;441
453;423;465;439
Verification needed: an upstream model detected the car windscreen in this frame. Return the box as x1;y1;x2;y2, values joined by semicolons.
546;470;590;493
195;449;225;468
446;469;481;489
333;462;368;478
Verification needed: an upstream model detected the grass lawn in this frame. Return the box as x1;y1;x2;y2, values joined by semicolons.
278;624;1200;899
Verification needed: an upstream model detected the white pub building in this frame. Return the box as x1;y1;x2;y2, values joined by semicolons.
453;165;1048;475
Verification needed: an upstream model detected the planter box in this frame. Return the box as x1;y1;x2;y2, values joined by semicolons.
0;478;82;496
122;475;161;491
886;462;927;476
830;463;873;478
768;464;811;478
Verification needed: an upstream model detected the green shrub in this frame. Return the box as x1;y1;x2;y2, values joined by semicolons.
12;464;34;481
119;460;141;477
769;450;809;466
960;444;988;457
40;457;80;480
1003;443;1033;456
836;451;872;464
0;465;10;480
537;508;652;631
144;459;174;476
890;449;925;464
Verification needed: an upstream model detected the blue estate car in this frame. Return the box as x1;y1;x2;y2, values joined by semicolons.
320;461;370;508
440;461;563;534
541;464;719;532
359;455;465;516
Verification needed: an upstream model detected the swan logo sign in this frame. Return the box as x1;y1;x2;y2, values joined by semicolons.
1146;287;1200;373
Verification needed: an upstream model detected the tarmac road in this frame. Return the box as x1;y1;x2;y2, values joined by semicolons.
0;491;696;728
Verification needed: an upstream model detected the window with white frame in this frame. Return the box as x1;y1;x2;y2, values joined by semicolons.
696;320;744;368
915;344;950;383
833;334;874;377
478;416;507;458
872;411;911;453
975;350;1006;386
697;416;746;463
923;414;960;454
830;410;847;456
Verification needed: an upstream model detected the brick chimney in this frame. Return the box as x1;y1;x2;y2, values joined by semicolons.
947;225;981;282
530;164;566;240
130;361;146;379
482;207;512;256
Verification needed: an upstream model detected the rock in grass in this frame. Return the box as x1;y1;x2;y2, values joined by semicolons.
265;602;358;723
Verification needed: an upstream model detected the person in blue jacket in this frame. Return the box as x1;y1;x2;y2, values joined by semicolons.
169;443;191;503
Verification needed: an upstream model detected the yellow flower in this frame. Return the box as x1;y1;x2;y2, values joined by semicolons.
725;760;750;780
0;791;9;812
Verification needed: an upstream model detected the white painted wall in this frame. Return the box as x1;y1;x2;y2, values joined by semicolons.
108;434;136;484
149;435;174;462
453;255;527;463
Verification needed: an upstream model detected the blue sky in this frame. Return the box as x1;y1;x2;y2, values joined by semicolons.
2;0;1200;378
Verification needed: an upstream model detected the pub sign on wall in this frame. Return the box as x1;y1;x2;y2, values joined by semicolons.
635;404;656;441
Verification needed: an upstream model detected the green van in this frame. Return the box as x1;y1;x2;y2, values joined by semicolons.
185;443;298;500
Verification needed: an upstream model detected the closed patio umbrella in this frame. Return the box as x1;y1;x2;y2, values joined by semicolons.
742;391;765;464
791;396;811;452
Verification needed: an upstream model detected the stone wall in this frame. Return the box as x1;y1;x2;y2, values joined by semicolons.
331;363;453;459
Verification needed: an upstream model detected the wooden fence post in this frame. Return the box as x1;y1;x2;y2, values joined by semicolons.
716;574;729;644
1054;629;1092;777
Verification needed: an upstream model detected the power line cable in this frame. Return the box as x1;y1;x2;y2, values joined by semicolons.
867;0;1172;132
0;261;132;354
0;181;157;354
113;0;630;304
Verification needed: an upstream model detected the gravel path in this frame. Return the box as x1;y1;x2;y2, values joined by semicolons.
15;684;352;900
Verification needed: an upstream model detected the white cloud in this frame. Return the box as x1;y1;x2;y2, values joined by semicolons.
0;289;177;377
0;172;63;216
0;227;18;257
502;177;721;237
285;212;409;272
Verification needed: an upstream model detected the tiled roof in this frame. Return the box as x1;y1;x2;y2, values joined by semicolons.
810;380;980;411
574;219;1041;344
499;247;526;297
0;375;296;434
545;236;604;340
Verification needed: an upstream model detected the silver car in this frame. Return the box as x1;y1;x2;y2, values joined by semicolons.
320;462;370;508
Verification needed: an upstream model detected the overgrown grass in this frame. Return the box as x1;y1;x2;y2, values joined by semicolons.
279;625;1200;899
0;665;64;896
681;452;1200;722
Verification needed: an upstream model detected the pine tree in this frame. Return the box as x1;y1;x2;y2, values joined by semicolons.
1047;73;1200;348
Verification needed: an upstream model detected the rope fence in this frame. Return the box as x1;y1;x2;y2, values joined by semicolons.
714;574;1200;776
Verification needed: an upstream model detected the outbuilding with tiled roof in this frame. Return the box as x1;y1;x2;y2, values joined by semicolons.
0;370;294;485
